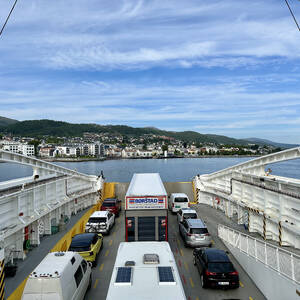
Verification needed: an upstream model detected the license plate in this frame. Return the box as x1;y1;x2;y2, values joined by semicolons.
218;282;229;285
175;206;180;208
196;237;204;240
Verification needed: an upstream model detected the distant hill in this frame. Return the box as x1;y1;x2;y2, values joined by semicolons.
244;138;299;149
0;119;253;145
0;116;18;127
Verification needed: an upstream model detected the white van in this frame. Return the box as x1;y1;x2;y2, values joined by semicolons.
21;252;92;300
169;193;190;213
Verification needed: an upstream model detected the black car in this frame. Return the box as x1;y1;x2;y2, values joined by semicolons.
193;248;239;289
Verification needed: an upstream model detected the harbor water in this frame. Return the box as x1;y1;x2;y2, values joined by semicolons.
1;157;300;182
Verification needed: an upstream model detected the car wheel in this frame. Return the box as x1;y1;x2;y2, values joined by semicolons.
193;256;196;266
201;274;207;289
88;274;92;290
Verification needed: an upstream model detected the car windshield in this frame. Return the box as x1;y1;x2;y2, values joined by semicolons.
190;228;208;234
88;217;107;223
69;245;90;252
208;262;235;273
183;213;197;219
175;197;188;202
103;202;115;207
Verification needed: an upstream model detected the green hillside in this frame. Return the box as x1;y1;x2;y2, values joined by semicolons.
0;116;18;127
0;118;249;145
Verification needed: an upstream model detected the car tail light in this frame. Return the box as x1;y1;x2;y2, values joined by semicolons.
204;233;210;236
229;271;239;276
188;203;190;207
172;203;174;208
89;251;94;256
205;270;217;276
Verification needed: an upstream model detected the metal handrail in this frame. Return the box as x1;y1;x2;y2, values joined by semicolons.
218;224;300;284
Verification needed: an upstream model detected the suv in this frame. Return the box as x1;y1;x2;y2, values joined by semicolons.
85;211;115;235
177;208;198;223
68;233;103;267
193;248;239;289
179;219;212;247
101;198;122;217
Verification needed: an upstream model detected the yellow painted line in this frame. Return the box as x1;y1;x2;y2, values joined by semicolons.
189;277;194;288
109;240;113;246
113;231;116;236
196;297;200;300
176;238;181;247
180;249;184;257
99;263;104;272
93;279;99;289
249;297;253;300
105;250;110;257
184;261;189;271
240;281;244;287
211;239;215;245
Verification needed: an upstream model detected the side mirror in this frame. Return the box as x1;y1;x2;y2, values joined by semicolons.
88;261;93;267
98;234;103;238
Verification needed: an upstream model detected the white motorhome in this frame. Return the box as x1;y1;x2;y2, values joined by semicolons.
125;173;168;241
106;242;186;300
21;252;92;300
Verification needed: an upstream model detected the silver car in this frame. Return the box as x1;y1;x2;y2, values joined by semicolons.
179;219;212;247
177;208;198;223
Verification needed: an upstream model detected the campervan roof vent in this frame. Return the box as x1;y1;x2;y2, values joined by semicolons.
125;260;135;266
143;253;160;264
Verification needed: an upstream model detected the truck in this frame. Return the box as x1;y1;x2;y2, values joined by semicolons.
125;173;168;242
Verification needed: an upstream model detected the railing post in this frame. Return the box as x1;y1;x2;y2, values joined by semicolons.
247;236;249;255
264;243;267;265
291;254;295;281
276;248;280;273
255;239;257;260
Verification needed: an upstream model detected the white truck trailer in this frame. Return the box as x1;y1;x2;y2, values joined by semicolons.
125;173;168;242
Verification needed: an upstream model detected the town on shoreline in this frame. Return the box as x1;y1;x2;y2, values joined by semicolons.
0;131;280;160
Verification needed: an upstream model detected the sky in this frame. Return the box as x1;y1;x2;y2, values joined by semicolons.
0;0;300;144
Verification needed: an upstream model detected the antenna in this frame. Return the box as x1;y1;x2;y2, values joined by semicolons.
284;0;300;31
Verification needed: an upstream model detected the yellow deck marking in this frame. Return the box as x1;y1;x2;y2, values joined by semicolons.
99;263;104;272
249;297;253;300
105;250;109;257
109;240;113;246
184;261;189;271
189;277;194;288
176;238;181;247
180;249;184;257
93;279;99;289
196;297;200;300
240;281;244;287
211;240;215;245
113;231;116;236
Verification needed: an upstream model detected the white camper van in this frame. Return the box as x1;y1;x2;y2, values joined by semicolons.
21;252;92;300
106;241;186;300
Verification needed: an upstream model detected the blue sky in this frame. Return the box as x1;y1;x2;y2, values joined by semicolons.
1;0;300;143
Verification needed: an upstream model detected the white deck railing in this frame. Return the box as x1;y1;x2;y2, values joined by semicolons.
218;224;300;285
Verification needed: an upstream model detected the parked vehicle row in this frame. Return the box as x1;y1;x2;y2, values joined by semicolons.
21;197;122;300
170;194;239;290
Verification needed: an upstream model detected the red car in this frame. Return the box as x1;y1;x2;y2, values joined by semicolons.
101;198;122;217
